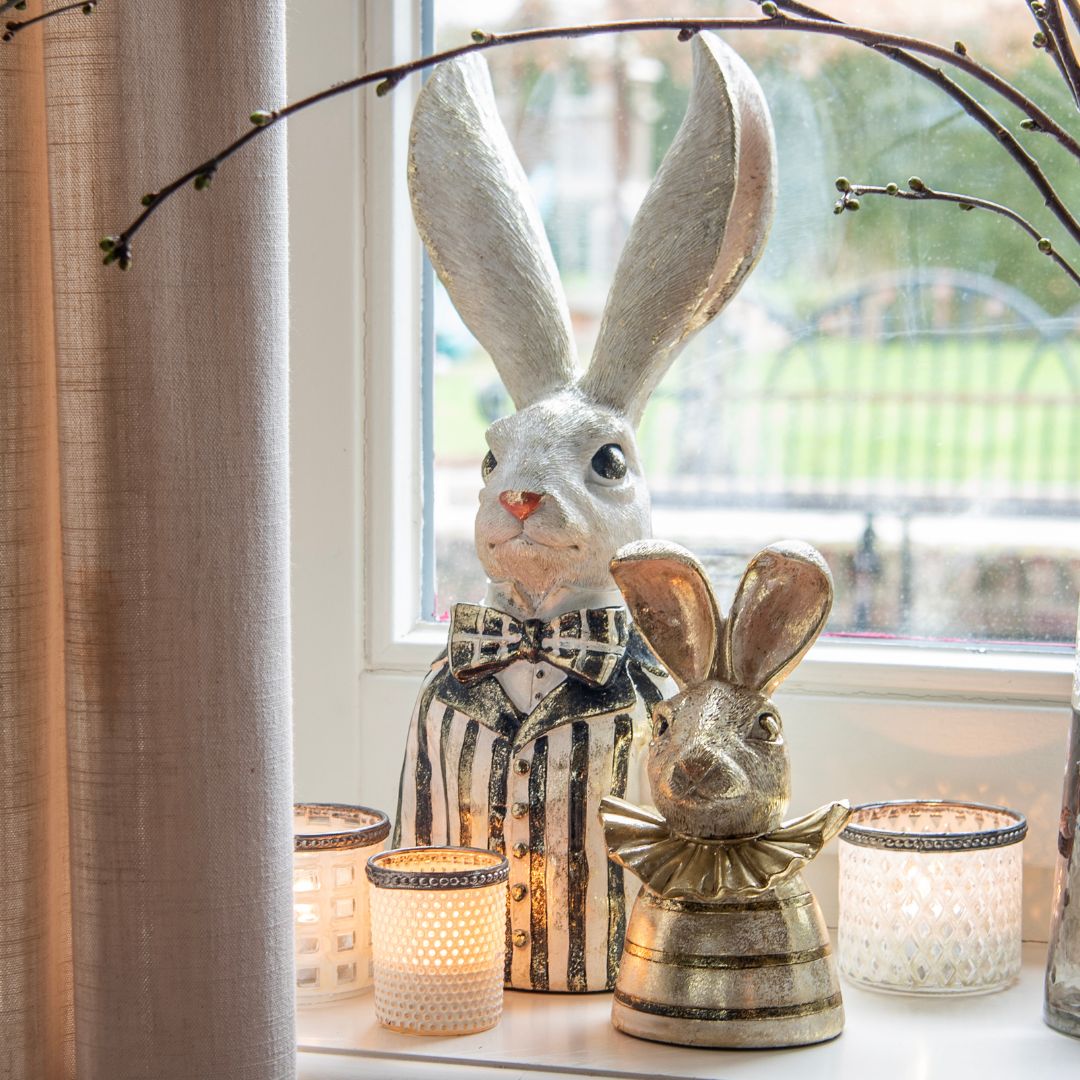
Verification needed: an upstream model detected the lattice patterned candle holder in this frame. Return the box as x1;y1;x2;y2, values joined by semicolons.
293;804;390;1006
838;800;1026;995
366;847;509;1036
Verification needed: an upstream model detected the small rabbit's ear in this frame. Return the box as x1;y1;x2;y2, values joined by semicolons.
611;540;723;691
580;32;776;425
409;55;577;409
723;542;833;696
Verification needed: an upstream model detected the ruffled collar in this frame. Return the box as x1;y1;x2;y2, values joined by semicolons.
599;796;851;902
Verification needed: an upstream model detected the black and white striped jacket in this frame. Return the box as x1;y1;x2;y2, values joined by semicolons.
393;628;670;992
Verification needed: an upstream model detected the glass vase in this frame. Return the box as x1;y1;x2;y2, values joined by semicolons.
1045;607;1080;1037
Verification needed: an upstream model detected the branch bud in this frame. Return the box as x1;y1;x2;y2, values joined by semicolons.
761;1;779;16
99;236;117;252
81;1;96;13
958;202;975;211
833;201;844;215
250;110;274;127
846;197;861;211
1032;30;1048;47
885;183;899;195
375;74;403;97
1038;237;1053;253
1019;118;1041;131
677;27;699;41
140;193;156;207
908;176;926;192
835;176;851;193
470;29;493;43
953;40;967;55
194;171;214;191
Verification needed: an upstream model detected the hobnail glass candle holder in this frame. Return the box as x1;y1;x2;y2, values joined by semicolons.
293;803;390;1006
838;800;1026;995
366;847;509;1036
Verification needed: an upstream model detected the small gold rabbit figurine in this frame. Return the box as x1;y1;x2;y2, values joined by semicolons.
600;540;852;1048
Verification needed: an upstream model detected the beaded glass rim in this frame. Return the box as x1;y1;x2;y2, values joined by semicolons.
366;846;510;890
293;803;391;852
840;799;1027;852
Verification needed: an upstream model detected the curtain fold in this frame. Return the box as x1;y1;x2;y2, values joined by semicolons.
1;3;295;1078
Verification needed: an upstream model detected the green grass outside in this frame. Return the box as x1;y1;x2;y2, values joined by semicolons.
436;339;1080;492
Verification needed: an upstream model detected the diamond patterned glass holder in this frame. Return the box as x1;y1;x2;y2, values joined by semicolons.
838;800;1026;996
293;803;390;1006
366;847;510;1036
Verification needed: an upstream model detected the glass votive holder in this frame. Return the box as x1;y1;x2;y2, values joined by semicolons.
838;800;1027;995
293;803;390;1006
366;847;509;1036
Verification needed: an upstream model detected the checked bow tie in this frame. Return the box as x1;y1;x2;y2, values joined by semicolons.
448;602;630;688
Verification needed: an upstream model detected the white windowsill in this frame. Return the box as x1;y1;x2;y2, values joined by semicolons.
297;943;1072;1079
367;621;1074;708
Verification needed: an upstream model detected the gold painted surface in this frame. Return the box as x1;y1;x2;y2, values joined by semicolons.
611;997;844;1049
600;796;851;900
613;876;843;1048
623;940;831;970
614;988;843;1022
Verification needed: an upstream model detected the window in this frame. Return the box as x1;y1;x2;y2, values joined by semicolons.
428;0;1080;649
286;5;1071;930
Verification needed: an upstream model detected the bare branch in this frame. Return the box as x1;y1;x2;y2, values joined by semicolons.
106;10;1080;272
834;177;1080;290
1029;0;1080;110
1062;0;1080;42
2;0;95;42
755;0;1080;249
745;1;1080;160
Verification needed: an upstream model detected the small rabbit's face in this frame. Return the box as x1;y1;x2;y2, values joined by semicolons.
648;681;791;840
476;390;651;606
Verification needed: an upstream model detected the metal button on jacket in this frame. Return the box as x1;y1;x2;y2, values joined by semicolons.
512;842;528;858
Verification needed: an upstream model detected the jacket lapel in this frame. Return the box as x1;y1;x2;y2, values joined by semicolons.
434;662;522;741
431;628;666;749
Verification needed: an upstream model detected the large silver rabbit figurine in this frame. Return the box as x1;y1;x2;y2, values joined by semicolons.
394;33;777;993
601;541;851;1047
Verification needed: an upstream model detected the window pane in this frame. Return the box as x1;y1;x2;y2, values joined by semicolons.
429;0;1080;644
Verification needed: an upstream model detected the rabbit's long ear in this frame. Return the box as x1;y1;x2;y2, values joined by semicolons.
611;540;723;691
409;55;577;409
580;32;776;425
723;542;833;696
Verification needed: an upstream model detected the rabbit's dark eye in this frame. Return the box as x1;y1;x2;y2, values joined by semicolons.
749;711;783;744
652;703;672;739
481;450;497;480
590;443;627;482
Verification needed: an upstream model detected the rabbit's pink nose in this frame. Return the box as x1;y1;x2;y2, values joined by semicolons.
499;490;543;521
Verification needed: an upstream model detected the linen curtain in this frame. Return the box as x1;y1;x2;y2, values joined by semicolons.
0;3;295;1078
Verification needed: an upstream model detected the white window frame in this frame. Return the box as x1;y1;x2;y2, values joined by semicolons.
289;1;1072;937
356;4;1073;702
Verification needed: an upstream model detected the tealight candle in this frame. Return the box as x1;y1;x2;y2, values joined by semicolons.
366;847;509;1036
838;800;1026;995
293;803;389;1005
